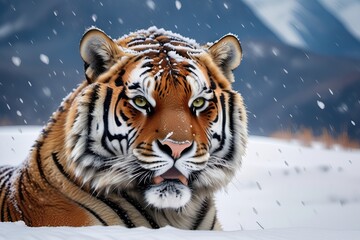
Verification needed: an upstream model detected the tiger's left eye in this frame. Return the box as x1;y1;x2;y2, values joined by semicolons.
133;96;148;108
192;97;205;109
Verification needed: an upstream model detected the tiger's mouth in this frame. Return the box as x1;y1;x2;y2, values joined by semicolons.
152;167;188;186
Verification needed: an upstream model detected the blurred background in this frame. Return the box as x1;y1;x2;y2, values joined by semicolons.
1;0;360;143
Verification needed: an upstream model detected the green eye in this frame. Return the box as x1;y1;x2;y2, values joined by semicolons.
133;96;148;108
192;97;205;109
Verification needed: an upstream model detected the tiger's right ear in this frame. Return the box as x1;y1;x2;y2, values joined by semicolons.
208;34;242;83
80;28;122;83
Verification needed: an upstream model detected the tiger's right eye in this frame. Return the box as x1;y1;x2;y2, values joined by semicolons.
133;96;149;108
192;97;205;109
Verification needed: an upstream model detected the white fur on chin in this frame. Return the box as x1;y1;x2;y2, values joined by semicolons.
144;182;191;209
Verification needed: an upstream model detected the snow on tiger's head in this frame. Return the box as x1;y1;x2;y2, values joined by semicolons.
66;26;247;209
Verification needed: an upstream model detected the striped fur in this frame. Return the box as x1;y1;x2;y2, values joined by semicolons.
0;27;247;229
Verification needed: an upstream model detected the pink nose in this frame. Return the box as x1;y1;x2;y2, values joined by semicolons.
161;140;192;159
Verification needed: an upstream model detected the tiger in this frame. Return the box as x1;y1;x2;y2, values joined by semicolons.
0;26;247;230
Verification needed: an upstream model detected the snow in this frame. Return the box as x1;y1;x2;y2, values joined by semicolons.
1;126;360;239
11;56;21;67
317;100;325;109
39;54;49;65
91;14;97;22
146;0;156;10
0;222;359;240
175;0;182;10
42;87;51;97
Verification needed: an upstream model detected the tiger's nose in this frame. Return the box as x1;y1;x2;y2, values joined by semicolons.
157;139;193;159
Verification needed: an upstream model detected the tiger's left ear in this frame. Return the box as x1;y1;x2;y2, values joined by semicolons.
80;28;122;83
209;35;242;83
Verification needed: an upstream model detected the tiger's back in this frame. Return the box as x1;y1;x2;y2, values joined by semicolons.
0;27;247;229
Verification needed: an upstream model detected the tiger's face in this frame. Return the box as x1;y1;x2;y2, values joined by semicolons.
66;27;247;209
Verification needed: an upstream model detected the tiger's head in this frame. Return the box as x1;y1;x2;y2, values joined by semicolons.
65;27;247;209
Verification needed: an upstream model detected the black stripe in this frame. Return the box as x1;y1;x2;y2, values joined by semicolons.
114;93;123;127
140;68;152;77
17;171;32;224
127;128;137;148
140;153;160;157
128;82;140;90
141;62;153;69
50;153;109;226
92;52;106;77
0;179;10;221
17;171;25;202
0;167;12;177
115;69;125;87
210;214;217;230
120;110;129;122
226;91;235;133
0;194;8;222
97;196;136;228
51;153;71;179
35;146;50;185
121;191;160;229
101;87;116;155
191;198;209;230
213;94;226;153
87;84;100;145
6;205;12;222
63;138;138;228
224;91;235;161
78;202;108;226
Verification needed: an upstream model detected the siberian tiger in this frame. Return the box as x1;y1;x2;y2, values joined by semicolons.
0;26;247;230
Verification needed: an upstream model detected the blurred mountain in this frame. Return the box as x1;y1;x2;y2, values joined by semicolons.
0;0;359;140
243;0;360;58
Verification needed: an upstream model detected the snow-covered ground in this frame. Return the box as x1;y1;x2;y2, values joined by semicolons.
1;126;360;239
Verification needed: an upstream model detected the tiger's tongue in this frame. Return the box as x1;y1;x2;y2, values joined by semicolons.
153;167;188;186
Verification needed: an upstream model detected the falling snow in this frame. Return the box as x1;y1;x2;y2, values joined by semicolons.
16;110;22;117
92;14;97;22
351;121;356;126
317;100;325;109
146;0;156;10
271;47;279;56
42;87;51;97
337;103;348;113
11;56;21;67
175;0;182;10
40;54;49;65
